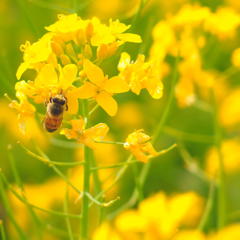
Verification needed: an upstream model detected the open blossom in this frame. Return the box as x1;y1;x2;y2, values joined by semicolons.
77;59;129;116
17;14;142;80
93;191;204;240
124;129;159;162
11;13;145;134
14;63;79;114
60;119;109;149
118;52;164;99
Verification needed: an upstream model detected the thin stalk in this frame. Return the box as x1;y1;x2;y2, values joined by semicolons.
8;149;43;239
0;172;27;240
211;90;226;228
163;126;214;143
91;155;134;207
198;180;215;231
90;150;105;224
80;99;91;240
132;163;144;202
64;183;74;240
91;160;138;171
21;143;84;167
0;221;6;240
0;171;81;219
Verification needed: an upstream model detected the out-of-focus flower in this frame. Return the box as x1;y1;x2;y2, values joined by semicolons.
220;88;240;127
118;52;164;99
114;102;144;130
170;4;210;28
172;230;206;240
78;59;129;116
88;0;141;20
204;7;240;39
60;118;109;149
124;129;159;162
93;191;204;239
231;48;240;67
208;224;240;240
0;100;46;145
205;139;240;178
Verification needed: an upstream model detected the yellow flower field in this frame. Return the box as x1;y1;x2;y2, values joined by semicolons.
1;0;240;239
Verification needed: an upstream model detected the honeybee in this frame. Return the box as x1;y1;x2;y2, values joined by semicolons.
44;94;68;132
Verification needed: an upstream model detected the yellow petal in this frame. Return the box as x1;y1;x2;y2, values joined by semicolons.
104;76;129;93
118;33;142;43
70;119;85;132
35;64;58;87
118;52;131;71
59;64;78;89
65;88;79;114
146;80;164;99
16;62;29;80
77;82;97;99
85;123;109;140
96;92;118;116
83;59;105;86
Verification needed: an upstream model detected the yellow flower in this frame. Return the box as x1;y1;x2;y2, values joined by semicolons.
15;63;79;114
208;224;240;240
91;18;142;46
77;59;129;116
16;33;54;79
205;139;240;178
118;52;164;99
172;230;206;240
232;48;240;67
204;7;240;39
219;88;240;127
124;129;158;162
93;222;122;240
9;91;36;134
170;4;210;27
93;191;204;239
60;118;109;149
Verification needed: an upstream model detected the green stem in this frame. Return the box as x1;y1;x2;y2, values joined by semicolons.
90;150;105;224
64;183;74;240
211;90;226;228
80;100;91;240
198;181;215;231
0;171;81;219
0;172;27;240
0;220;6;240
8;149;43;239
132;162;144;202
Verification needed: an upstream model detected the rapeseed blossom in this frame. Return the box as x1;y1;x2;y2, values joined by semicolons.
61;119;109;149
123;129;159;162
151;4;240;107
11;13;145;135
93;191;204;239
78;59;129;116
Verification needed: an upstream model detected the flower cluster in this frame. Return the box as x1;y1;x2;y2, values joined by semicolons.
150;4;240;107
11;13;164;154
93;191;204;240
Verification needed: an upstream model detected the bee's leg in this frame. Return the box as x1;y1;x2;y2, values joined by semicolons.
65;103;68;111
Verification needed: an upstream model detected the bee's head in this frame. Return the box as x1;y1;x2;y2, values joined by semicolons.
52;95;66;105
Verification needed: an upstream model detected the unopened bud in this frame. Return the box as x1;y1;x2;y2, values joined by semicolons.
51;41;63;56
60;54;71;65
83;44;92;58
